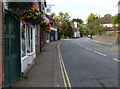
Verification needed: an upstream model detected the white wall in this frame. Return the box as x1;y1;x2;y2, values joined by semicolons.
21;25;36;73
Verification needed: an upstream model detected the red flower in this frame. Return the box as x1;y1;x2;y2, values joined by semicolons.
33;6;39;11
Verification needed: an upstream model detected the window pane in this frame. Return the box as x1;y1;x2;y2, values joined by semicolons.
21;25;26;57
27;26;30;53
31;28;33;52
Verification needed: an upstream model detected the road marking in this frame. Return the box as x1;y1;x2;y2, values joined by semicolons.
85;47;92;50
94;51;107;56
61;59;72;89
58;43;72;88
79;45;82;46
81;45;84;47
58;51;67;88
113;58;120;62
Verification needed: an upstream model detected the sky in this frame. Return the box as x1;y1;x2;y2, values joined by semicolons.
46;0;119;23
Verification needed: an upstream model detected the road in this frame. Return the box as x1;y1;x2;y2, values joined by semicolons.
59;37;118;87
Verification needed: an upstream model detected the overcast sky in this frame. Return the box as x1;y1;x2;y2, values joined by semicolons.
46;0;119;23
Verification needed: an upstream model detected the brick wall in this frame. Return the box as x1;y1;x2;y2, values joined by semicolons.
0;2;4;88
35;25;41;56
93;35;118;44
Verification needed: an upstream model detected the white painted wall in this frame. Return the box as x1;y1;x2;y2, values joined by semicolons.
21;25;36;73
103;24;113;27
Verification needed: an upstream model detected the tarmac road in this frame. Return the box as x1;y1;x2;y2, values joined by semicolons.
59;37;118;88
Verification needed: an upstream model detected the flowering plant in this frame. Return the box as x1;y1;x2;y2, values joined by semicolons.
40;21;51;32
20;6;42;24
6;2;43;24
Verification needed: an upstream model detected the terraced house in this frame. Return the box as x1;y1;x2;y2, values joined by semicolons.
1;0;52;87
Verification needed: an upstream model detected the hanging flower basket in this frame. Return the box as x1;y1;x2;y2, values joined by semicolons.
6;2;34;11
20;6;42;24
6;2;43;24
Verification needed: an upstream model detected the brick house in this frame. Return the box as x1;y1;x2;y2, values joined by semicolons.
1;1;48;87
101;17;113;31
101;16;119;35
35;1;47;55
0;2;4;88
45;14;58;41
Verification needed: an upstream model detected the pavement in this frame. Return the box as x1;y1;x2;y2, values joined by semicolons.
13;40;64;87
87;38;119;50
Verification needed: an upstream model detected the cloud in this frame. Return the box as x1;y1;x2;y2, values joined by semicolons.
46;0;119;22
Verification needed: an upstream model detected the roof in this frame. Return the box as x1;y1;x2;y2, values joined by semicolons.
103;27;114;31
101;17;112;24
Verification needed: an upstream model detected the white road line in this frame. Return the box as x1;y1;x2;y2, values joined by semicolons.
85;47;92;50
113;58;120;62
79;45;82;46
94;51;107;56
81;45;84;47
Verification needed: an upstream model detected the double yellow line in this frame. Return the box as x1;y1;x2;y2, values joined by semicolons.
58;43;72;89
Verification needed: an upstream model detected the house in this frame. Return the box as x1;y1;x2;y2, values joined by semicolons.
101;17;116;34
2;1;48;87
0;2;3;88
73;22;80;38
45;14;58;41
33;1;47;56
20;0;48;76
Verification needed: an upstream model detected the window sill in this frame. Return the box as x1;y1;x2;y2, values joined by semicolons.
27;52;35;56
21;56;28;61
21;52;35;61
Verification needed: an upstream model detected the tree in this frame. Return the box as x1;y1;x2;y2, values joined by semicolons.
112;13;120;31
72;18;84;24
86;13;104;37
104;14;112;17
50;12;73;39
58;12;73;38
88;18;104;35
112;13;120;24
86;13;99;24
59;12;70;21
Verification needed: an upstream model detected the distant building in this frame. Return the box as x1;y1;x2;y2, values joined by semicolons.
101;17;114;31
73;22;80;38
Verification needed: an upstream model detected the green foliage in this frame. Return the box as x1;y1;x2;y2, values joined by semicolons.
22;75;29;79
112;13;120;31
86;13;99;24
104;14;112;17
72;18;84;24
81;26;89;35
93;25;104;35
64;21;73;37
6;2;43;24
59;12;70;21
112;13;120;24
86;13;105;36
58;12;73;38
6;2;33;11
